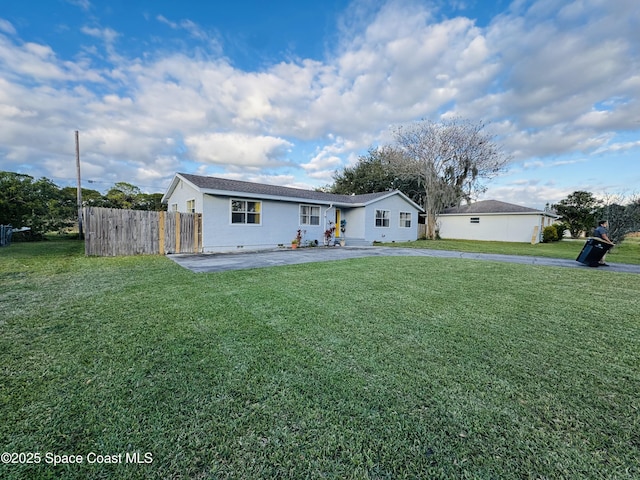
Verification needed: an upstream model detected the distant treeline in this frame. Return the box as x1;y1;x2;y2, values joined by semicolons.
0;171;164;238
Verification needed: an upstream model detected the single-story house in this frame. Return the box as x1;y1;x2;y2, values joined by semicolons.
162;173;424;253
436;200;559;243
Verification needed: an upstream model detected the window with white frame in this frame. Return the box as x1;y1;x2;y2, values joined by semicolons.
375;210;390;227
231;199;261;224
300;205;320;226
170;203;178;212
399;212;412;228
186;199;195;213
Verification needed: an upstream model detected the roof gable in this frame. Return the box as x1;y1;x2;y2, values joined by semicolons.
164;173;423;210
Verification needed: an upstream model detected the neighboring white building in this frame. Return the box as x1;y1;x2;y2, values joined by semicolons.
436;200;559;243
162;173;424;253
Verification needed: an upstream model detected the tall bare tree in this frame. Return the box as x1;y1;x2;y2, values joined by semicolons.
597;192;640;243
391;119;510;239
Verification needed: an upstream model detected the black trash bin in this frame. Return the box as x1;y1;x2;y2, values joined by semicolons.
576;238;613;267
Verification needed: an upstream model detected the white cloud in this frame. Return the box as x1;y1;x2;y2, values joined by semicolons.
184;133;293;167
135;155;179;185
0;19;16;35
478;183;571;209
523;161;545;169
81;127;163;160
156;15;179;29
81;26;119;45
156;15;210;41
0;37;68;80
155;15;223;56
66;0;91;11
475;0;640;147
594;140;640;154
301;151;343;182
523;158;587;169
0;103;37;119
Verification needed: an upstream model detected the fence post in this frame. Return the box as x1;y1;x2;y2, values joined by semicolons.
175;212;181;253
193;214;199;253
158;211;165;255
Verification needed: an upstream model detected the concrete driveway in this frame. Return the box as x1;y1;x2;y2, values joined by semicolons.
168;246;640;274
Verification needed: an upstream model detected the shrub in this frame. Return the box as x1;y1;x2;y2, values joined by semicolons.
553;223;567;241
542;225;559;243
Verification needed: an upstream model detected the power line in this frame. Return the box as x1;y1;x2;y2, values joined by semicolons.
45;176;168;193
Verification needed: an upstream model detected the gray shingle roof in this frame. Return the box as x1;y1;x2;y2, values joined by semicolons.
442;200;544;214
178;173;394;205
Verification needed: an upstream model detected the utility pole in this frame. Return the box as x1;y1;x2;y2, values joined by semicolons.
75;130;84;239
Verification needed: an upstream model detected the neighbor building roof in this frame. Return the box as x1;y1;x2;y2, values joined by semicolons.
441;200;555;215
163;173;424;211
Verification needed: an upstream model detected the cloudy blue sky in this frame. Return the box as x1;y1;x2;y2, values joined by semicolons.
1;0;639;208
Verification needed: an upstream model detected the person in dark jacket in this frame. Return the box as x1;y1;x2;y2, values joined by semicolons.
593;220;614;266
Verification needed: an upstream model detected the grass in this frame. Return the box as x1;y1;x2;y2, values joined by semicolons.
386;236;640;264
1;239;639;479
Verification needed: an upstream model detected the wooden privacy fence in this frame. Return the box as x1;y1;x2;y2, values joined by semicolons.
84;207;202;256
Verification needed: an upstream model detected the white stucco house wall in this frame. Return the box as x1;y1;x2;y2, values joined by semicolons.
162;173;424;253
436;200;559;243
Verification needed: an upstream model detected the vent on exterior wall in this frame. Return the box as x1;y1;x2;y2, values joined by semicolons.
470;217;480;224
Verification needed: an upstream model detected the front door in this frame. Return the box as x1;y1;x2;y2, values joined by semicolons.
335;209;341;238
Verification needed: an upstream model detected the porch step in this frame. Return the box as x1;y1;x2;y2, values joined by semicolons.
341;237;371;247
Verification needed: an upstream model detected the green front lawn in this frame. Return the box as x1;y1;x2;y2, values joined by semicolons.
1;240;639;479
387;236;640;264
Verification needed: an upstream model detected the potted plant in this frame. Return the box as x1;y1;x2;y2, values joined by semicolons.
292;229;303;249
339;219;347;246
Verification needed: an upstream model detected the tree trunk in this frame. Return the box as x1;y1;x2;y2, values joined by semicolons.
422;208;438;239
